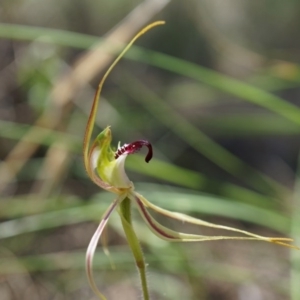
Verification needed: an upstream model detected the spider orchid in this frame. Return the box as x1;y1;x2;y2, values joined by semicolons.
83;21;299;300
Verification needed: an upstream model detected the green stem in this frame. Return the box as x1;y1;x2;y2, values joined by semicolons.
119;197;149;300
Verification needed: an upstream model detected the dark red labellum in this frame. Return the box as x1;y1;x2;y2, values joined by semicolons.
115;140;153;163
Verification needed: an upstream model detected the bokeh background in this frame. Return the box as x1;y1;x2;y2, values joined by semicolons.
1;0;300;299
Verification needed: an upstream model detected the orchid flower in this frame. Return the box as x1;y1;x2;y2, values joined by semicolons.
83;21;299;300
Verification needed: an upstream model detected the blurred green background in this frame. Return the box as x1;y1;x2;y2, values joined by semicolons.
1;0;300;299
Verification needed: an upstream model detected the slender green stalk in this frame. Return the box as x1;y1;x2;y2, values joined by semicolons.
119;197;149;300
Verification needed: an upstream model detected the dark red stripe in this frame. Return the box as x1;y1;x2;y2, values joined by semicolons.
136;198;175;240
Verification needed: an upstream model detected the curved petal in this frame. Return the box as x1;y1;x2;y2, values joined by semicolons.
133;192;299;249
86;195;126;300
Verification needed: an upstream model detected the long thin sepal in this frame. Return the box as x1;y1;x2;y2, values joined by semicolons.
132;194;273;242
83;21;165;186
86;195;125;300
134;193;299;249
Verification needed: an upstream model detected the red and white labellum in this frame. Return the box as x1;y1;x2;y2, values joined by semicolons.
115;140;153;163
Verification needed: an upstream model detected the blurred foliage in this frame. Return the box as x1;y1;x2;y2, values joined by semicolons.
0;0;300;299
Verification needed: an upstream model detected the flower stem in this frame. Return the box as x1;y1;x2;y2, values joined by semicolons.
119;197;150;300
